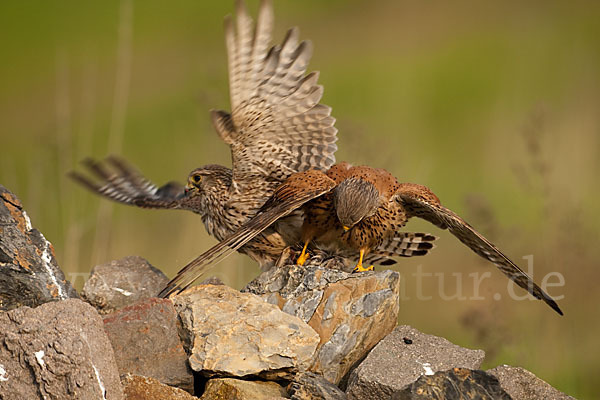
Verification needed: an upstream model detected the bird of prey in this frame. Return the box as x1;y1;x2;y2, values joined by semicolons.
160;163;563;316
70;0;339;270
295;162;405;269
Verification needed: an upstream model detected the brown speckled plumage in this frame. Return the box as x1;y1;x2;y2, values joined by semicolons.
304;164;562;315
70;0;337;270
160;164;436;296
301;162;408;259
163;162;562;315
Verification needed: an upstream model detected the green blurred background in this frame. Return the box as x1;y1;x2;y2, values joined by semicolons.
1;0;598;397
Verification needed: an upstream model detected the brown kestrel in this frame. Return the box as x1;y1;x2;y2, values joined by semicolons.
160;163;563;316
157;169;437;297
70;0;339;269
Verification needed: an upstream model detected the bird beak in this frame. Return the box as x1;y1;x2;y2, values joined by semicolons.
184;183;194;194
343;226;350;231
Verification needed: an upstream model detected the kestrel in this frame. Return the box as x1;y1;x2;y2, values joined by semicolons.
70;0;339;269
295;163;404;269
158;169;437;297
160;163;563;316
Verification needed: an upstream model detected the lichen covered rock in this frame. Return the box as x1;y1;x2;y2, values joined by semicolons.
200;378;287;400
82;256;169;314
391;368;511;400
0;299;123;399
0;185;78;311
288;372;347;400
346;325;485;399
122;374;197;400
244;263;400;384
103;298;193;392
173;284;320;379
487;365;575;400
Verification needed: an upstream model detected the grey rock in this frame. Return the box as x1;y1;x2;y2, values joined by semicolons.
244;263;400;384
391;368;511;400
200;378;287;400
0;185;78;311
122;374;197;400
199;276;224;286
173;284;320;379
82;256;169;314
346;325;485;399
103;298;193;393
244;260;350;299
289;372;347;400
0;298;123;399
487;365;575;400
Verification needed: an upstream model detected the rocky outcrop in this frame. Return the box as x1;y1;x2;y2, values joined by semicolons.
346;325;485;399
82;256;169;314
391;368;511;400
0;185;78;311
0;298;123;400
173;284;320;379
487;365;575;400
200;378;287;400
122;374;197;400
103;297;194;393
0;183;575;400
244;263;400;384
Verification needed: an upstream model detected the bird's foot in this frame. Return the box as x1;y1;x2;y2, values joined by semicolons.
296;251;310;266
352;264;374;273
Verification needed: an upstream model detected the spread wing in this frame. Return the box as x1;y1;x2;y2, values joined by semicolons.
158;170;336;297
68;156;194;211
396;188;563;315
212;0;337;190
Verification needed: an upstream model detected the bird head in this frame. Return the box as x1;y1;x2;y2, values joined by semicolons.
185;165;232;196
333;177;381;230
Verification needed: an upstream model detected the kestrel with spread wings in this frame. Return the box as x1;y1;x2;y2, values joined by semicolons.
160;163;562;316
70;0;340;269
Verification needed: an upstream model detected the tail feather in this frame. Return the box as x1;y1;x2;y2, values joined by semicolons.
358;232;438;265
375;232;437;258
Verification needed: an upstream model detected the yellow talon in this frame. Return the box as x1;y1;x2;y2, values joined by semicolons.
352;249;373;272
353;264;374;272
297;241;310;266
297;252;309;266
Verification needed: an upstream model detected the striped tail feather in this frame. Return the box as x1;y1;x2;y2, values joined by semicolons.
358;232;438;266
375;232;437;258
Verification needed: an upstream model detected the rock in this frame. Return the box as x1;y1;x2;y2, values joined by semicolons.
103;298;193;393
199;276;224;286
122;374;197;400
200;378;287;400
0;185;78;311
82;256;169;314
244;263;400;384
345;325;485;399
0;298;123;399
288;372;347;400
391;368;511;400
487;365;575;400
173;284;320;379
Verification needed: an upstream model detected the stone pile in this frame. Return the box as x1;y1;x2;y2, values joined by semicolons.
0;185;575;399
243;262;400;384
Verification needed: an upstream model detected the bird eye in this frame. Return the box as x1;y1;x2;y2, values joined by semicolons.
193;174;202;183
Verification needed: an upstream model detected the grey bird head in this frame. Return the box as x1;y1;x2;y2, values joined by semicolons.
333;177;381;229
